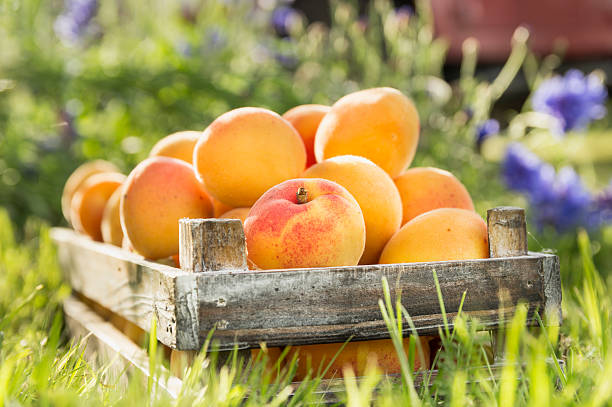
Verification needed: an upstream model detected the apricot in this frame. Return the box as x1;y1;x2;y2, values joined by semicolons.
244;178;365;269
394;167;474;225
193;107;307;207
220;207;250;224
120;157;213;260
282;104;330;168
250;346;284;379
314;87;420;178
288;337;431;380
101;186;124;246
379;208;488;264
70;173;126;241
211;196;234;218
149;130;201;163
303;155;402;265
61;160;119;224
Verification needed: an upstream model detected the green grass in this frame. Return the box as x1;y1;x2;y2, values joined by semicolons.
1;210;612;406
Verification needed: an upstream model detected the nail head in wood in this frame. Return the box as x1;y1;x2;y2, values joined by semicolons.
179;218;248;273
487;207;528;258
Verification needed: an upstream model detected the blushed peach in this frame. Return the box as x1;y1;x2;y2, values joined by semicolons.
303;155;402;264
314;87;420;178
394;167;474;225
282;104;330;168
193;107;307;207
70;173;126;241
121;157;213;259
62;160;119;224
149;130;201;163
379;208;488;264
244;178;365;269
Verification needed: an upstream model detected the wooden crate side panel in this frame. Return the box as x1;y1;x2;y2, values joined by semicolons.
194;254;559;349
52;228;193;349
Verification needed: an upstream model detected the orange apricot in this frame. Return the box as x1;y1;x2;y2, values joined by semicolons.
303;155;402;264
211;196;234;218
394;167;474;225
219;207;250;224
193;107;307;207
314;87;420;178
149;130;201;163
120;157;213;259
101;186;124;246
70;172;126;241
288;337;431;380
61;160;119;224
282;104;330;168
379;208;488;264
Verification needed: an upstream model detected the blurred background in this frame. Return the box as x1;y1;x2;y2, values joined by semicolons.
0;0;611;284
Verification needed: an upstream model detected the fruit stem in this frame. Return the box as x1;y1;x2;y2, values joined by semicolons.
296;187;308;204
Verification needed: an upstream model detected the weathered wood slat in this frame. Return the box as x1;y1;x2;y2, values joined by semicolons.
63;295;182;398
195;253;560;348
52;227;561;351
51;228;196;349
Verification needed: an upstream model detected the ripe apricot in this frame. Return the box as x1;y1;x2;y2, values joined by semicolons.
379;208;488;264
101;186;124;246
61;160;119;224
282;104;330;168
121;157;213;260
244;178;365;269
219;207;250;224
70;173;126;241
149;130;201;163
314;87;420;178
289;337;430;380
211;196;234;218
394;167;474;225
303;155;402;264
193;107;307;207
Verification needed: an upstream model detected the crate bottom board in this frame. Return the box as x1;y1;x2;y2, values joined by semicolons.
64;295;182;398
64;294;540;402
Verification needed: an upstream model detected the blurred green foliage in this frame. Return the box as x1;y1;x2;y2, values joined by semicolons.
0;0;610;276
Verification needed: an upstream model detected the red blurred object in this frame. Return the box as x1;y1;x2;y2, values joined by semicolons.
431;0;612;62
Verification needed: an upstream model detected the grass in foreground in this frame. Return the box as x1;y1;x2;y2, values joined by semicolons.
1;208;612;406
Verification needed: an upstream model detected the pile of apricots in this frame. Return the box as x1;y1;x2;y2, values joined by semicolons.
62;87;489;379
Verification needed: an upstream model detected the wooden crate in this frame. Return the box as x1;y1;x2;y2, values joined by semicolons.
53;207;562;397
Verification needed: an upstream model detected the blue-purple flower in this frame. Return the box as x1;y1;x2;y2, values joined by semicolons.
54;0;98;45
475;119;500;150
271;6;301;37
502;143;602;233
532;69;607;134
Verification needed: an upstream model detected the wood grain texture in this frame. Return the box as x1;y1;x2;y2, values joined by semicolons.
51;228;200;350
64;295;182;398
487;207;528;258
194;253;561;350
53;222;562;351
179;218;247;272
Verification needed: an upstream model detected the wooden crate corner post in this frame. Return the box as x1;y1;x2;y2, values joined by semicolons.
487;207;528;360
172;218;250;377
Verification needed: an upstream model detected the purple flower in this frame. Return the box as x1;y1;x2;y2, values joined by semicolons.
54;0;98;45
475;119;500;150
271;6;300;37
394;5;413;23
532;69;607;134
502;143;595;233
588;181;612;228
